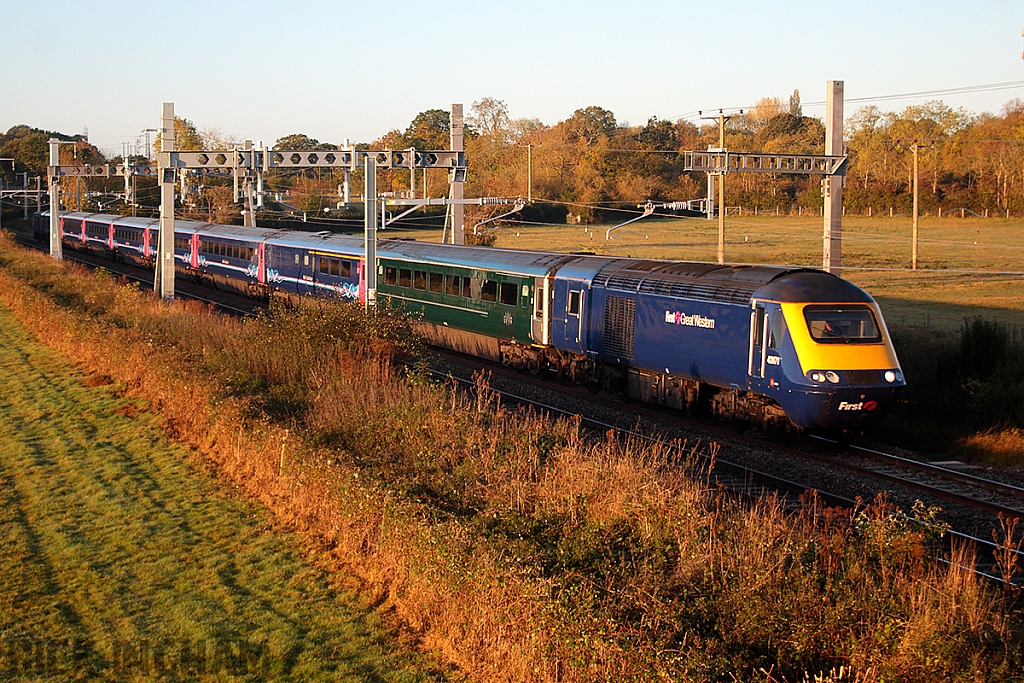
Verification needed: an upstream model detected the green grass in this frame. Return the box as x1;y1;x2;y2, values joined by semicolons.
0;302;448;682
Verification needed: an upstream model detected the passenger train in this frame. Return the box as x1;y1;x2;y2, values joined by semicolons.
33;210;905;431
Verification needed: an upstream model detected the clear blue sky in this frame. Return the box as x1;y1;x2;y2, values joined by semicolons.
3;0;1022;155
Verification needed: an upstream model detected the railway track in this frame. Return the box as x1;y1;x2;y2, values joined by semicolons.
10;228;1023;584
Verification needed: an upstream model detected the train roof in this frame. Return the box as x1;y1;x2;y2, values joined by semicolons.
197;224;284;242
753;270;874;303
375;239;580;277
60;212;119;222
114;216;160;229
265;231;365;254
592;258;872;306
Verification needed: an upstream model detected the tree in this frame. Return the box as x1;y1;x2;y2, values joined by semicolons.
154;116;202;152
273;133;336;150
637;116;678;150
468;97;511;140
789;89;802;118
404;109;451;149
560;106;617;145
0;125;84;176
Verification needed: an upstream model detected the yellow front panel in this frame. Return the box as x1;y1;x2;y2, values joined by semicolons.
779;302;900;374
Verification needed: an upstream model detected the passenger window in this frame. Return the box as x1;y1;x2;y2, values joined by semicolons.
481;280;498;302
414;271;427;290
567;291;581;316
429;272;443;293
304;255;309;266
499;282;518;306
399;269;412;287
330;259;340;277
384;267;397;286
341;261;351;278
462;277;472;298
320;258;329;274
445;275;460;295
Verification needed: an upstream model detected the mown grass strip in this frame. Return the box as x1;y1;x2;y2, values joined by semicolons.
0;302;447;682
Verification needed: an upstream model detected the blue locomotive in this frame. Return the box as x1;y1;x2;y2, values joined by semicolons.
33;210;905;431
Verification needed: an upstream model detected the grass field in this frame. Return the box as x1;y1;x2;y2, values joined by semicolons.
0;302;447;681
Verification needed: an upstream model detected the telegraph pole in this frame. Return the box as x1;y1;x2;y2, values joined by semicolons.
908;141;933;270
700;110;734;264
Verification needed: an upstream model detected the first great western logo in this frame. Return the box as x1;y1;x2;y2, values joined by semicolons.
665;311;716;329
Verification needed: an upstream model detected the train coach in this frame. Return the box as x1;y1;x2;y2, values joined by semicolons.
32;210;905;431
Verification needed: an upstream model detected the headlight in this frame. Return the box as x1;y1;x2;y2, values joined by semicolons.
825;371;840;384
884;370;896;382
809;371;826;383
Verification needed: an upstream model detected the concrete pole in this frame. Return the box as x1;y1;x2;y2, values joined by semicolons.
527;144;533;203
48;139;62;261
912;143;919;270
717;113;726;264
157;102;175;300
706;173;714;220
22;172;28;220
449;103;464;245
364;156;377;311
822;80;844;276
409;147;416;198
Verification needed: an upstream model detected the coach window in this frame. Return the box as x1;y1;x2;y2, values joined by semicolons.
414;271;427;290
567;291;581;316
499;282;517;306
384;267;397;286
399;269;411;288
319;257;329;275
341;260;351;278
481;280;498;302
330;259;340;277
429;272;443;293
303;254;310;267
445;275;460;295
462;277;472;298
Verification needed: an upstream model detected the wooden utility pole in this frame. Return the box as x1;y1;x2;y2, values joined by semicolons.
700;110;735;264
898;138;931;270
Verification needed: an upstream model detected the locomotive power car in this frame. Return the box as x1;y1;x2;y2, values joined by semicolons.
33;210;905;431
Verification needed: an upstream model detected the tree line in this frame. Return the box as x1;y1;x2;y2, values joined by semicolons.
3;94;1023;223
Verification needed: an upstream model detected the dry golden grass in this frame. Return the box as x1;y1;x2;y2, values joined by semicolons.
0;231;1021;682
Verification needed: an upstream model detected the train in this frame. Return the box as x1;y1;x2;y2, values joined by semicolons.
33;210;905;431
